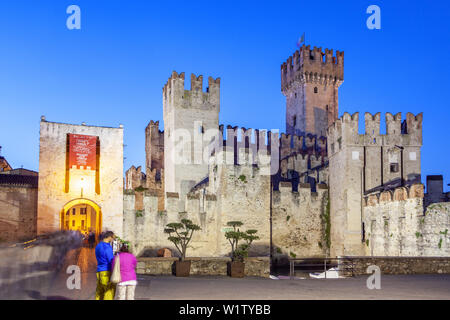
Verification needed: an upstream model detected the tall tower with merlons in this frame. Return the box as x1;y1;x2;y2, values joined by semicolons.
281;45;344;137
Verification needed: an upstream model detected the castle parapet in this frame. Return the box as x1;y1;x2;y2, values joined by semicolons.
327;112;423;155
163;71;220;110
364;183;424;207
217;125;278;166
125;165;146;190
274;181;328;205
280;132;327;160
281;45;344;94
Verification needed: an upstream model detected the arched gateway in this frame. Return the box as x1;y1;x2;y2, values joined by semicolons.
37;119;123;237
60;198;102;235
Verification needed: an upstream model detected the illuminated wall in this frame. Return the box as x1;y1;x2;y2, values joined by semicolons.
37;118;124;237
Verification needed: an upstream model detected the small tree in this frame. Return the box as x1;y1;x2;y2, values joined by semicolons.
164;219;201;261
225;221;259;262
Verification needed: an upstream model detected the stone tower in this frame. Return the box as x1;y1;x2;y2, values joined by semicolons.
281;45;344;137
327;112;423;257
163;71;220;197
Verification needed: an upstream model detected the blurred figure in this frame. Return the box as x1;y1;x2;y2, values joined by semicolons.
88;231;96;248
94;231;116;300
112;243;137;300
83;232;89;247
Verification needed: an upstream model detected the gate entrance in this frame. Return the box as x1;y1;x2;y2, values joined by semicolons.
61;199;102;237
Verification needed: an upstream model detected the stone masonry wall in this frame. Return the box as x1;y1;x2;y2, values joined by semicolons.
272;182;328;265
136;257;270;277
38;119;124;237
0;185;37;242
363;184;450;257
123;148;271;258
123;190;221;257
163;72;220;196
282;45;344;137
345;257;450;275
328;112;423;257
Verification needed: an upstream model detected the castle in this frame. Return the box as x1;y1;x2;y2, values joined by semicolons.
123;44;450;260
0;44;449;263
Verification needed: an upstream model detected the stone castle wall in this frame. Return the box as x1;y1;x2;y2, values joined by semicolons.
282;45;344;136
123;148;271;258
163;72;220;196
272;182;328;264
363;184;450;257
328;112;423;257
37;119;124;237
0;184;37;242
123;148;329;262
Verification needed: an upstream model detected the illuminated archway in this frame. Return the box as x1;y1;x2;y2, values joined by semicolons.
60;198;102;238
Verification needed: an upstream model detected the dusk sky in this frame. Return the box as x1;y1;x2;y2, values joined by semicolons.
0;0;449;191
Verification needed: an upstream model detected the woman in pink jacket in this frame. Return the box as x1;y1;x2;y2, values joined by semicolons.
112;243;137;300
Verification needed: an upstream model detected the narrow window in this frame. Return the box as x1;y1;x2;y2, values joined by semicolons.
72;208;76;215
390;163;399;173
293;115;297;127
314;87;318;93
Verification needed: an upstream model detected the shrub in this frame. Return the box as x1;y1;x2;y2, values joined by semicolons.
225;221;259;262
164;219;201;261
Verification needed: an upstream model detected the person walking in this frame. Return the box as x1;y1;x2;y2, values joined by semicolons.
112;243;137;300
94;231;116;300
88;231;96;248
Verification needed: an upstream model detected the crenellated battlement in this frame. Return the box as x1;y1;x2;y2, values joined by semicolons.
125;165;146;190
210;145;271;168
214;125;277;164
280;152;328;176
146;167;164;185
327;112;423;152
146;120;163;132
280;132;327;159
162;71;220;111
276;181;328;194
281;45;344;94
145;119;164;175
162;71;185;97
145;121;164;146
212;125;329;171
364;184;424;207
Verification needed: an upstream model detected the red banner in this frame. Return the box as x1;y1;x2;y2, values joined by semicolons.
68;134;97;170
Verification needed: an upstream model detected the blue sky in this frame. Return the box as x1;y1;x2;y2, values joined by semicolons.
0;0;449;191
